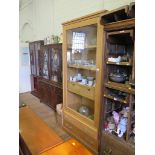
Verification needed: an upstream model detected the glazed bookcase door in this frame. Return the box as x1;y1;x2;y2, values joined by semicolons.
34;42;41;76
64;24;100;125
39;46;49;79
49;45;62;84
29;43;36;75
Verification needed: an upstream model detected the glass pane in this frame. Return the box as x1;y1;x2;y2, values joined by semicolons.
67;92;94;121
42;50;49;79
66;24;97;121
50;48;60;82
67;24;97;68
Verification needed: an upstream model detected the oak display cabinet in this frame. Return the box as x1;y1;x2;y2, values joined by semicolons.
62;10;106;154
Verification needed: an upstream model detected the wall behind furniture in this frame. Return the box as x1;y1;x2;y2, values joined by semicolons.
19;0;54;93
20;0;135;41
20;0;54;41
19;0;134;93
53;0;135;35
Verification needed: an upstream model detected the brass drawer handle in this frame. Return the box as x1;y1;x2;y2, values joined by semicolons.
104;149;112;155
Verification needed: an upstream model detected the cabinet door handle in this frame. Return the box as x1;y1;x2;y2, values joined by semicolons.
104;149;112;155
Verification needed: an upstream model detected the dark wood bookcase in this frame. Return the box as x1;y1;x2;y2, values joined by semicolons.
29;42;63;110
99;5;135;155
29;40;44;97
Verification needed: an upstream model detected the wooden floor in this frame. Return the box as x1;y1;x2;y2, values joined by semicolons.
19;92;71;141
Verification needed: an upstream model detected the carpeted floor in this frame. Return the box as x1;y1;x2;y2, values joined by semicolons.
19;92;71;141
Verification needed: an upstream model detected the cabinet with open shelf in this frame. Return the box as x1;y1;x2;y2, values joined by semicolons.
99;10;135;155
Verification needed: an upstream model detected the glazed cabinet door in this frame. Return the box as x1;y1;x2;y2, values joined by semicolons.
39;46;49;79
29;43;37;75
64;24;98;125
34;42;42;76
49;44;62;84
29;41;43;76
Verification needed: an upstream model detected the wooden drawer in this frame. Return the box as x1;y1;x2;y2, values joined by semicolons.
68;82;95;100
63;119;98;154
100;132;134;155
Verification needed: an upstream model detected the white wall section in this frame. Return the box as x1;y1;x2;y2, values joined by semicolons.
19;0;135;93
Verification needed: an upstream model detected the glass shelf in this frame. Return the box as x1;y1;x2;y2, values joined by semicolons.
67;45;96;50
68;64;96;71
106;61;132;66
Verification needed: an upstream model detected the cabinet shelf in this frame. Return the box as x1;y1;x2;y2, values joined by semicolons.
67;45;96;50
68;64;96;71
104;94;128;104
105;82;134;94
67;81;95;100
102;131;126;143
106;61;132;66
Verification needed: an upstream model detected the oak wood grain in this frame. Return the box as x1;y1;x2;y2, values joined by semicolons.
40;138;93;155
19;107;63;155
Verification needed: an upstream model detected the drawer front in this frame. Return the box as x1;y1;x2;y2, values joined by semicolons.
63;111;97;139
63;119;98;154
101;133;134;155
68;82;94;100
